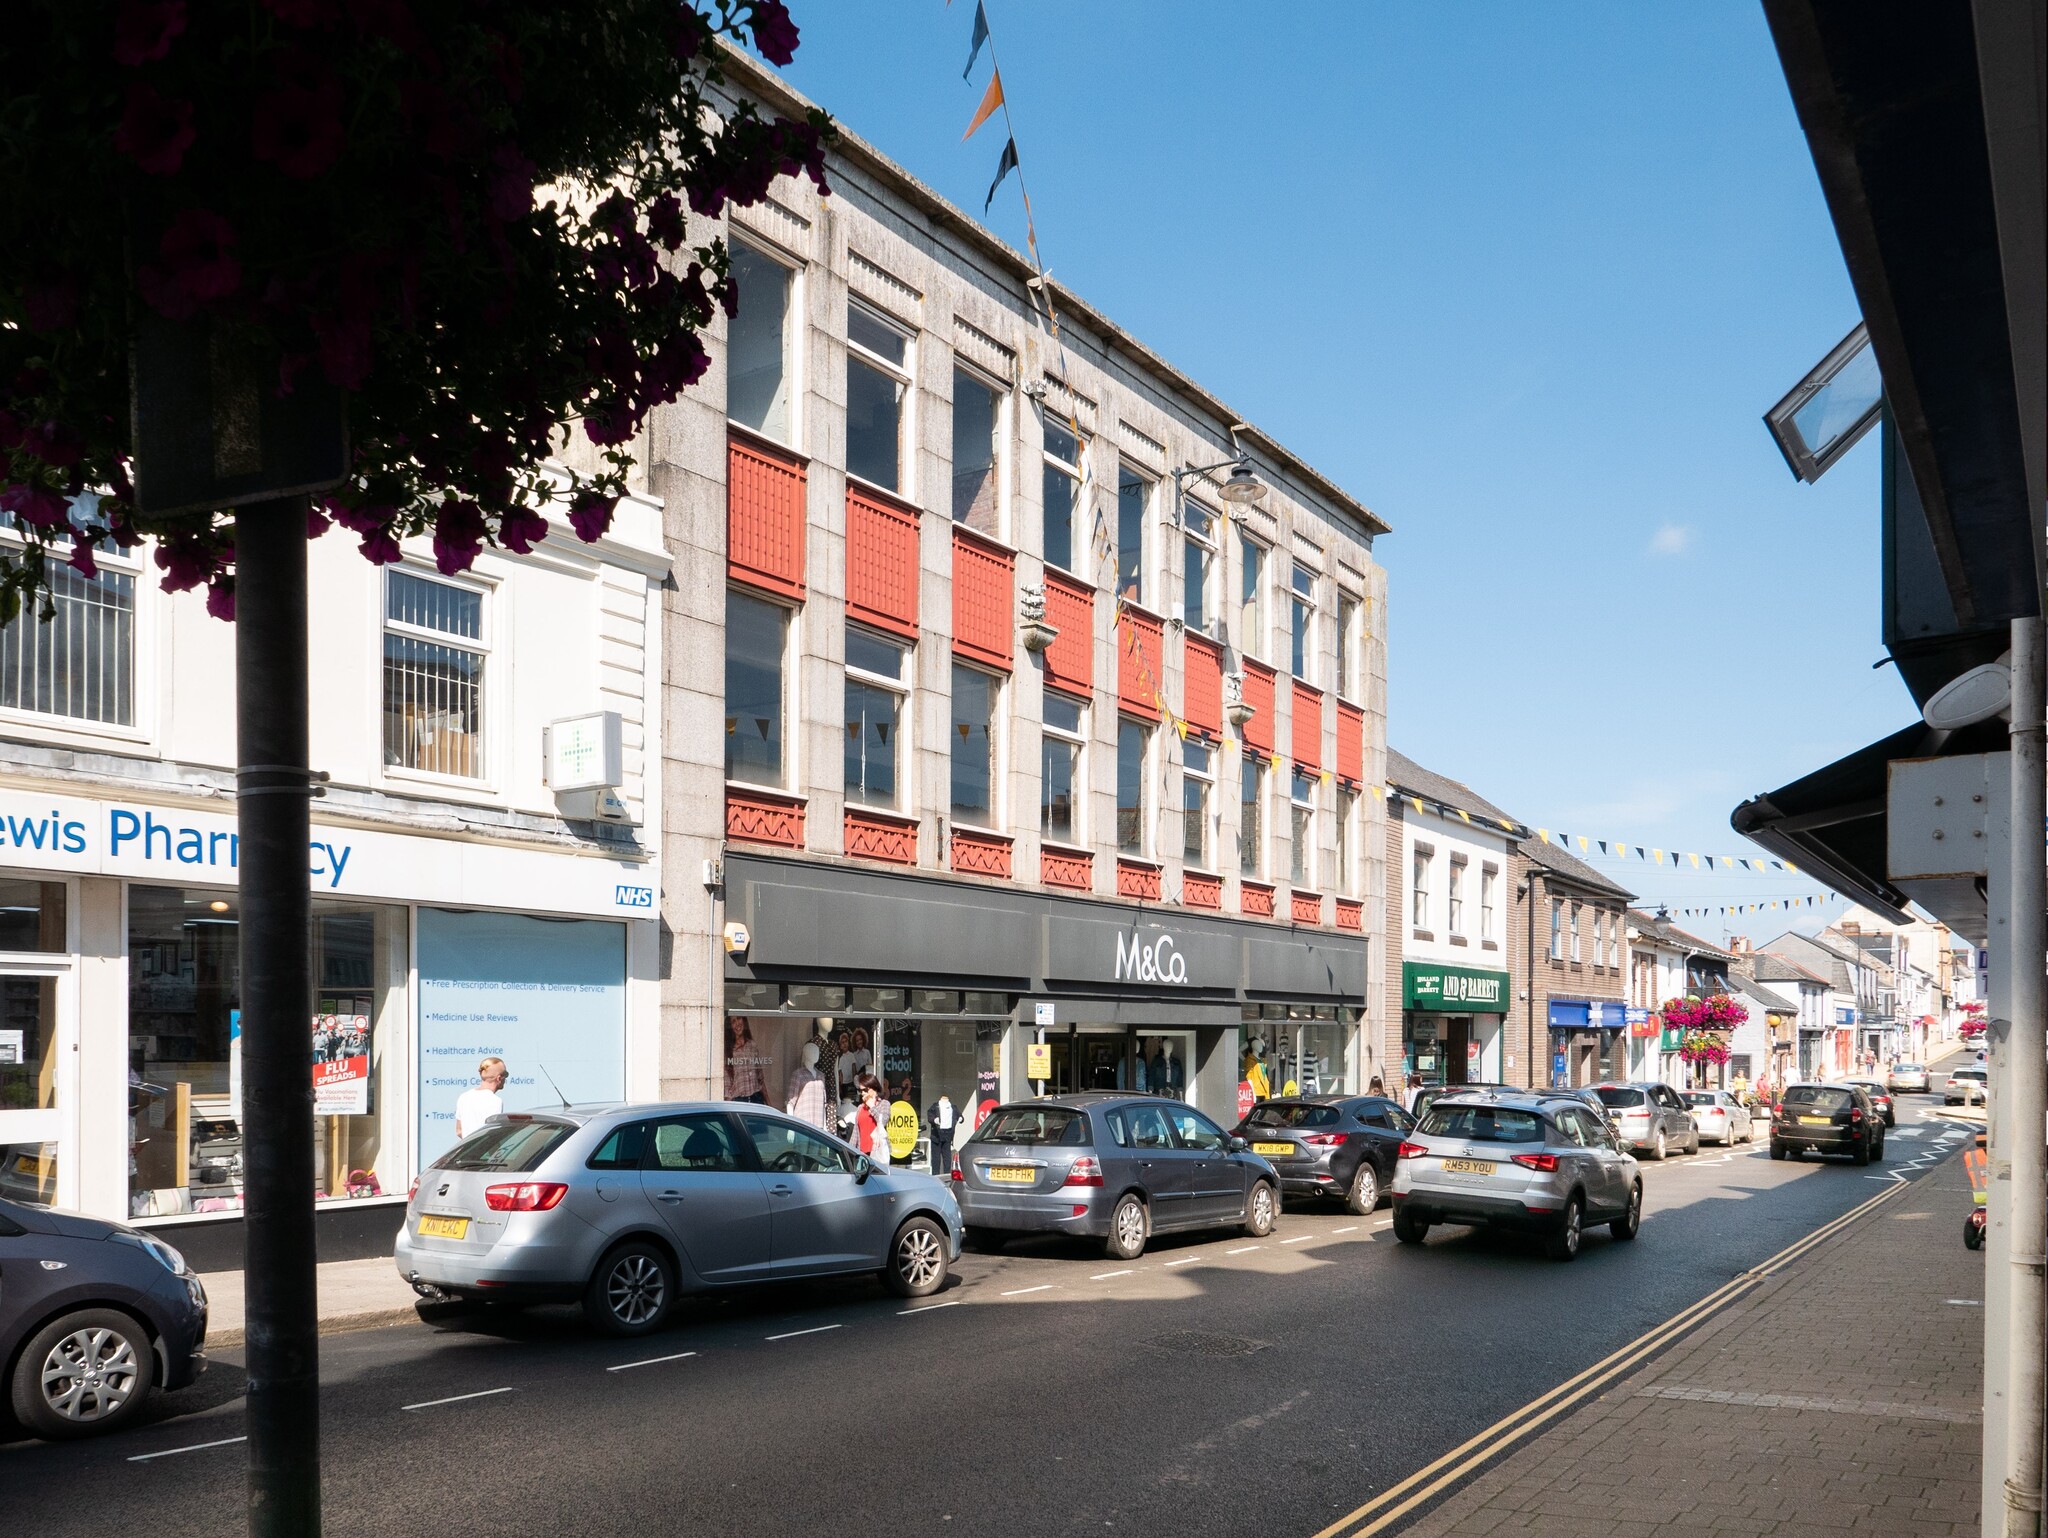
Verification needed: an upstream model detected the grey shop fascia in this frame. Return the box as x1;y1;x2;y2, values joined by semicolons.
719;852;1368;1120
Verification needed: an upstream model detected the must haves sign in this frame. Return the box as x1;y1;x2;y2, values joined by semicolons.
1403;961;1510;1014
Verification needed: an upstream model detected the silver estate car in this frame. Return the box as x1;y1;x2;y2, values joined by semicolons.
1390;1091;1642;1262
395;1103;962;1335
952;1094;1281;1260
1683;1089;1754;1145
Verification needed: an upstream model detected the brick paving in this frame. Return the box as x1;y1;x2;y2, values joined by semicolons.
1395;1144;1983;1538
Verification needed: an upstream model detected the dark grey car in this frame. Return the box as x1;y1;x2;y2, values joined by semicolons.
0;1197;208;1439
1231;1095;1413;1212
953;1094;1280;1259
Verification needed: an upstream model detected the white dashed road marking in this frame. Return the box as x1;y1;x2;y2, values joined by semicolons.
1225;1246;1263;1255
1280;1235;1315;1244
1091;1269;1135;1279
607;1350;697;1372
765;1324;842;1342
1162;1256;1201;1267
898;1300;962;1316
403;1387;513;1412
128;1436;248;1463
1333;1225;1359;1234
1001;1284;1054;1297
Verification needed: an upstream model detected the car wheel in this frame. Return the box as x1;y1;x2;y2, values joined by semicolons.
583;1240;673;1336
1242;1181;1278;1238
1651;1130;1668;1161
1852;1139;1871;1167
883;1217;949;1298
1870;1133;1884;1162
1545;1196;1584;1262
1770;1141;1786;1160
1611;1181;1642;1242
1102;1193;1149;1261
1346;1162;1381;1215
9;1309;153;1440
1391;1207;1429;1245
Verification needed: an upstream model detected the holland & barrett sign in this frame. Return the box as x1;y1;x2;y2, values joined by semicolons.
1403;962;1510;1014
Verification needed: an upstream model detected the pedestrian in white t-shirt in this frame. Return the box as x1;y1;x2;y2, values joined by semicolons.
454;1057;509;1139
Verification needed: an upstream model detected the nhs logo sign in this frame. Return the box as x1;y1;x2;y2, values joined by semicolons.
614;885;655;909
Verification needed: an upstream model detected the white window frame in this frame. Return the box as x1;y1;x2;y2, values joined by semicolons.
1181;738;1216;871
380;564;495;790
1335;590;1361;700
1238;532;1267;663
1571;903;1583;963
1335;786;1357;894
1289;562;1317;684
1116;713;1152;858
1116;463;1154;610
1412;843;1433;932
0;526;147;743
1239;756;1266;880
1448;855;1466;935
1289;768;1316;887
844;623;910;813
1180;501;1216;636
846;297;914;499
1041;688;1088;846
950;361;1009;540
726;234;801;448
1550;898;1564;960
1480;863;1498;944
1040;413;1085;578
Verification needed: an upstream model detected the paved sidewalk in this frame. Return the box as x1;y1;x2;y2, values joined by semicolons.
199;1255;421;1348
1396;1144;1983;1538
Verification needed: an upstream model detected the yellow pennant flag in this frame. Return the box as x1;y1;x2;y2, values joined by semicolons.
1538;828;1551;844
1175;720;1187;740
1651;848;1662;864
1458;809;1472;824
1721;856;1734;868
1577;836;1589;852
1688;853;1700;869
963;67;1006;140
1411;797;1425;815
1370;785;1384;799
1270;752;1284;771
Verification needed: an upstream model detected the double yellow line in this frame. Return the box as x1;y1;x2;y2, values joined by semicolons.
1311;1183;1907;1538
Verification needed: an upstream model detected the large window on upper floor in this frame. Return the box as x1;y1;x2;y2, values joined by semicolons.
1335;590;1360;699
1041;690;1086;844
1238;532;1266;661
846;300;911;493
1116;715;1150;856
1335;786;1358;894
1412;845;1432;930
1239;757;1265;878
950;663;999;829
1117;466;1151;607
1481;864;1498;943
1289;768;1315;886
1181;502;1215;635
725;588;788;787
1448;856;1467;935
727;239;794;443
1290;563;1316;682
952;367;1003;537
1182;739;1214;869
0;556;136;728
383;569;487;779
844;626;907;810
1042;418;1082;575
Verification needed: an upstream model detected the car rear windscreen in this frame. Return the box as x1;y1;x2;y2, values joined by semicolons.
1245;1104;1340;1129
1782;1087;1852;1113
1594;1088;1647;1109
970;1107;1091;1146
436;1119;573;1172
1683;1092;1718;1107
1416;1105;1545;1144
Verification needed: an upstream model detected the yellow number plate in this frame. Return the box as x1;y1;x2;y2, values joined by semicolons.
1797;1116;1833;1126
417;1214;469;1240
986;1166;1036;1184
1442;1159;1495;1175
1253;1142;1295;1156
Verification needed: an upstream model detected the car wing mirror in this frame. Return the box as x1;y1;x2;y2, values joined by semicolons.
1225;1135;1247;1153
854;1155;875;1184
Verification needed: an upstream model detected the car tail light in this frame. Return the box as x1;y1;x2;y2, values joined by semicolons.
1397;1141;1428;1160
483;1181;568;1212
1301;1132;1350;1147
407;1177;419;1202
1062;1157;1104;1187
1850;1108;1864;1122
1511;1153;1560;1172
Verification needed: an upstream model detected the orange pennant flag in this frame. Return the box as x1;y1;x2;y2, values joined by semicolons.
964;67;1005;140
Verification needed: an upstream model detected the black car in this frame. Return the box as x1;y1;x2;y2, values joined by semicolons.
1231;1095;1415;1213
1842;1079;1897;1127
1;1196;208;1438
1770;1083;1886;1165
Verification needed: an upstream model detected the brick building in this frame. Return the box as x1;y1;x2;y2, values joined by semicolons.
1512;842;1635;1089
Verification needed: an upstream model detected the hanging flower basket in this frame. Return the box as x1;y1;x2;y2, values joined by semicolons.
1660;994;1749;1031
1677;1033;1731;1066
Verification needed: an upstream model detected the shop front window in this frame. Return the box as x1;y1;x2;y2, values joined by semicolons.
0;879;66;954
1244;1007;1350;1098
128;886;406;1218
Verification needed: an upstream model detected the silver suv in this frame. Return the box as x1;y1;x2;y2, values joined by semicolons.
395;1103;962;1334
1390;1091;1642;1262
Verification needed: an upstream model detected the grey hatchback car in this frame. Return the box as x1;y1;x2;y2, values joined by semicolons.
952;1094;1281;1260
1390;1091;1642;1261
395;1103;962;1335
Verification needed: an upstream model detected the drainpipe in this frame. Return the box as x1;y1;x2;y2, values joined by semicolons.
1524;873;1539;1089
2005;614;2045;1538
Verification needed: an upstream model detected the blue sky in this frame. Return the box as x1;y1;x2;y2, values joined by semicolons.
771;2;1907;940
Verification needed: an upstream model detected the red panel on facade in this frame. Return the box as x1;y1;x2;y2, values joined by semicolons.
1042;572;1094;695
1182;634;1223;740
1291;891;1323;927
1240;879;1276;918
1183;871;1223;910
1116;608;1164;722
1041;846;1094;891
1291;682;1323;771
844;807;917;865
950;827;1013;879
727;431;806;600
1335;897;1364;931
952;528;1014;671
1241;661;1276;754
726;787;806;848
845;484;920;639
1116;859;1162;901
1335;702;1365;786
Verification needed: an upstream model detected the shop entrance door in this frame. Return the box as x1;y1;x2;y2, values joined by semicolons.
0;961;75;1210
1443;1019;1470;1086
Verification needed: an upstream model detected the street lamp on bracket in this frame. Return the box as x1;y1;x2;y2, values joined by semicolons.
1171;440;1269;726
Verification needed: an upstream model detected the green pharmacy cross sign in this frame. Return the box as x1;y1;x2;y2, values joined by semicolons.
1403;962;1511;1014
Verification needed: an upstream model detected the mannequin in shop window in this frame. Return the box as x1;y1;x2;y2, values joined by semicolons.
1242;1035;1271;1102
810;1021;839;1092
785;1041;829;1132
1159;1038;1186;1099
